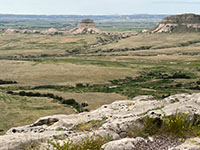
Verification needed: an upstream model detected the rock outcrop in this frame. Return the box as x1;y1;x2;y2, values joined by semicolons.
41;28;61;35
3;19;134;38
5;28;20;34
4;28;61;35
4;19;102;35
70;19;102;34
152;13;200;33
1;93;200;150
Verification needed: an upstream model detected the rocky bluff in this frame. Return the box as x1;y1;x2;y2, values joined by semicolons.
70;19;102;34
152;13;200;33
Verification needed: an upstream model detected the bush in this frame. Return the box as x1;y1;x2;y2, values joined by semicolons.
83;109;89;112
170;72;191;79
76;83;84;88
0;80;17;85
128;112;200;138
196;80;200;85
54;96;63;101
161;113;191;136
175;83;182;87
81;102;88;107
144;70;193;80
7;91;13;94
61;99;78;105
161;94;171;99
189;86;200;90
46;93;55;98
19;91;26;96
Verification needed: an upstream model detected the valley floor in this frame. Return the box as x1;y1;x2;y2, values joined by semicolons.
0;32;200;134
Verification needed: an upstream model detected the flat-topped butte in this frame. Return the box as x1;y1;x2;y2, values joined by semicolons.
152;13;200;33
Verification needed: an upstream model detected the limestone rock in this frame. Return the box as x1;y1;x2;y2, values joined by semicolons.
1;93;200;149
102;136;183;150
172;137;200;150
101;137;145;150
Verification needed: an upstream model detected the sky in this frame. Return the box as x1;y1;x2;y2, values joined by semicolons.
0;0;199;15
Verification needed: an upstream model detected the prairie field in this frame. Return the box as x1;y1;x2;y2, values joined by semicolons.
1;31;200;134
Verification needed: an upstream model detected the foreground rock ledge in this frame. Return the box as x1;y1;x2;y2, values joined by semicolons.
1;93;200;150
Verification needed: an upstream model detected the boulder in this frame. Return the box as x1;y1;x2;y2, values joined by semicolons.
101;137;145;150
101;136;183;150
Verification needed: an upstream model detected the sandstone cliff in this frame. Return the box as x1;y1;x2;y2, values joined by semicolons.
70;19;102;34
152;14;200;33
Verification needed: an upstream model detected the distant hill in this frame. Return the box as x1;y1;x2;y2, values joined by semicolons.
0;14;168;21
0;14;168;32
152;14;200;33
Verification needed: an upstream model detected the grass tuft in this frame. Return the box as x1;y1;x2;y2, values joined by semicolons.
73;120;106;132
50;135;111;150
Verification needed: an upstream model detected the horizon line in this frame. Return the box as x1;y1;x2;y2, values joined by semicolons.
0;13;172;16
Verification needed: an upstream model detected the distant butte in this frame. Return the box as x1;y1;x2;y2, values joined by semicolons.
151;13;200;33
70;19;102;34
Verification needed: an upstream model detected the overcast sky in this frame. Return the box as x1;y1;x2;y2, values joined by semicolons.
0;0;199;15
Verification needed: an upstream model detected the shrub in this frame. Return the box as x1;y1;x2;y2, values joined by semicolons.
54;96;63;101
61;99;78;105
128;112;200;138
19;91;26;96
81;102;88;107
175;83;182;87
7;91;13;94
46;93;55;98
196;80;200;85
170;72;191;79
161;112;192;136
76;83;85;88
83;109;89;112
0;80;17;85
161;94;171;99
189;86;200;90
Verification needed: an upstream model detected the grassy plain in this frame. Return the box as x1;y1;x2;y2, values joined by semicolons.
0;32;200;134
0;90;75;134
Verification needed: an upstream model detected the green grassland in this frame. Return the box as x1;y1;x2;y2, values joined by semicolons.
1;31;200;135
0;90;75;134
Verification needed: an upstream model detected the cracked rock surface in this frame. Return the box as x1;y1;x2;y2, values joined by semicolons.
1;93;200;150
